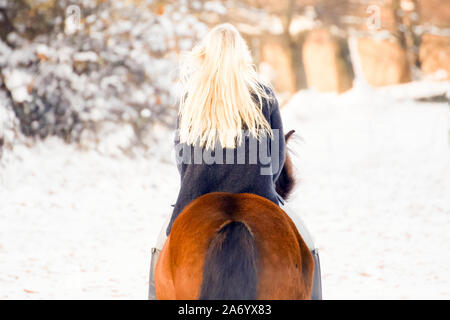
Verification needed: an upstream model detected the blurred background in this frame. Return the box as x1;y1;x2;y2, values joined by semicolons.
0;0;449;299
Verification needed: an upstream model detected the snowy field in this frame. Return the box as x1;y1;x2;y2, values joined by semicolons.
0;84;449;299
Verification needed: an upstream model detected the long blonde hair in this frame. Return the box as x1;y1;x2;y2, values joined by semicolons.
178;23;273;150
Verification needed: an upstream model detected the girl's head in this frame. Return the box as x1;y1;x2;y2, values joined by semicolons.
178;23;273;150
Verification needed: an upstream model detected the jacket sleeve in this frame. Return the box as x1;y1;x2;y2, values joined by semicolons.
269;91;286;183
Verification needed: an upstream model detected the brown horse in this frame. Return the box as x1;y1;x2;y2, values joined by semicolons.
155;131;314;299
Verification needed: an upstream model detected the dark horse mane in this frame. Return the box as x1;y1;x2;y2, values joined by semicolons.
275;129;297;201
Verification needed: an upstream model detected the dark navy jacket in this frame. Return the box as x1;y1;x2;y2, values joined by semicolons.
166;86;285;235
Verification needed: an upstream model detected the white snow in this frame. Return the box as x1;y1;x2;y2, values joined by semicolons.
0;138;176;299
73;51;99;63
1;69;33;103
282;85;450;299
0;83;449;299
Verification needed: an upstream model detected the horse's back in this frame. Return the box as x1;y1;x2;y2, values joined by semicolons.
155;192;314;300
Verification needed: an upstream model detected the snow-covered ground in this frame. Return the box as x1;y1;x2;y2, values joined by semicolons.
283;84;450;299
0;84;449;299
0;140;177;299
